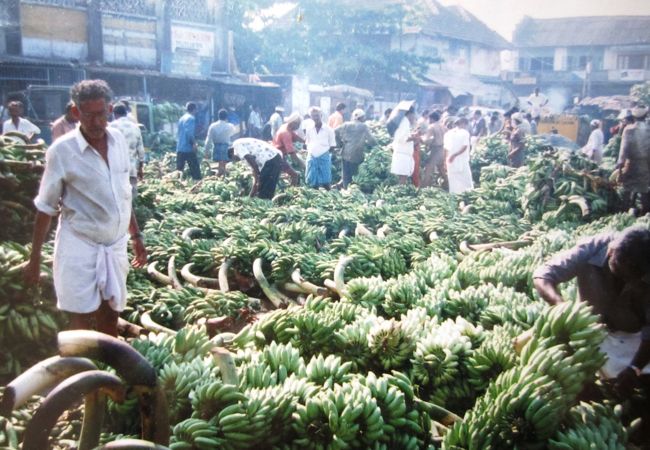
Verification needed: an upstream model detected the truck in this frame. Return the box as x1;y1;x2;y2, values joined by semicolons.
3;85;157;145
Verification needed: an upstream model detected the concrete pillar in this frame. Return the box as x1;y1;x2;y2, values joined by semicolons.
3;0;22;55
87;0;103;62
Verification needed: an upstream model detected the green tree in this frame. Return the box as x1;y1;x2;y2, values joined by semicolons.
229;0;436;92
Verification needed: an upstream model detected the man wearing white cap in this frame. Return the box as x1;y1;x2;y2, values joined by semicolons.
581;119;604;164
335;108;377;188
617;105;649;215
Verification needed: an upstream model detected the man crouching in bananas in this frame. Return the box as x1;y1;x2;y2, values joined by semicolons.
533;225;650;446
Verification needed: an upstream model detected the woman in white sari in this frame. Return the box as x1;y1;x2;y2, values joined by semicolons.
444;116;474;194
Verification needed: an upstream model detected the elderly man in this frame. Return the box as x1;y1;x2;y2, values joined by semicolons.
51;101;78;141
305;107;336;189
24;80;147;337
533;226;650;445
229;138;283;199
3;100;41;140
273;112;304;186
335;108;377;188
109;103;145;196
617;106;649;216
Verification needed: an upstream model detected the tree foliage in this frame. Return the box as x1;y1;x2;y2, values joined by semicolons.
230;0;436;91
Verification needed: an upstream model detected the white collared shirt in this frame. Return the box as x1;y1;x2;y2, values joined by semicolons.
3;117;41;135
305;122;335;157
34;127;132;245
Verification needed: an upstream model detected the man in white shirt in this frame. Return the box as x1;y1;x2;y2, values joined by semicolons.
3;101;41;140
109;103;145;196
229;138;283;199
581;119;604;164
24;80;147;337
444;117;474;194
527;87;548;121
247;105;263;139
305;107;336;189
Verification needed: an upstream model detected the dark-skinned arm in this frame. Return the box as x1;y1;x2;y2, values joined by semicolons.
533;278;565;305
23;211;53;286
128;210;147;268
243;154;260;196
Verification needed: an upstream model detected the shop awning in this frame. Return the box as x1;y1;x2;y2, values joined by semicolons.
422;72;494;98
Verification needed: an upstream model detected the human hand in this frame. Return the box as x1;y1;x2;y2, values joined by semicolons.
131;237;148;268
23;258;41;287
447;155;455;165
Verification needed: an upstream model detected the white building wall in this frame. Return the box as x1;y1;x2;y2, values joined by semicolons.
469;44;501;76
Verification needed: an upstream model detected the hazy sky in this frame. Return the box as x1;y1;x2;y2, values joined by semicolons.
437;0;650;39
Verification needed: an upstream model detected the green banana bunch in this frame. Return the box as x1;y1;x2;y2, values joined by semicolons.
183;291;252;325
343;276;388;309
170;417;223;450
305;354;353;387
172;325;214;363
190;379;247;421
159;358;217;423
548;402;627;450
368;319;415;371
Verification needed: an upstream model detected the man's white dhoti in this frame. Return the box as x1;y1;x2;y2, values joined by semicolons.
53;222;129;314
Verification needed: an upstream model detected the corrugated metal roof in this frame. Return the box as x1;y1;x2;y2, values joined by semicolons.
513;16;650;47
411;0;510;49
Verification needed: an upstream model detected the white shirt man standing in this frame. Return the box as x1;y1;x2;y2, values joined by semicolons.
305;107;336;189
527;87;548;120
582;120;604;164
24;80;147;337
3;100;41;140
444;116;474;194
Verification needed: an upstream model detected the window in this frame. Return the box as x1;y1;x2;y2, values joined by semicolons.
617;54;650;70
529;57;554;72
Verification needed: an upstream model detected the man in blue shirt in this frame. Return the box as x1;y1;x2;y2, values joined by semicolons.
176;102;201;180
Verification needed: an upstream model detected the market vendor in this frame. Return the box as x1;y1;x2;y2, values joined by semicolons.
273;112;305;185
533;226;650;394
229;137;283;200
23;80;148;337
616;105;649;216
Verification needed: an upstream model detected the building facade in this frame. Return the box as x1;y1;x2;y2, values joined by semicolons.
504;16;650;112
394;0;512;108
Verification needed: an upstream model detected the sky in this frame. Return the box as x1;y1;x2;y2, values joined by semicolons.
437;0;650;40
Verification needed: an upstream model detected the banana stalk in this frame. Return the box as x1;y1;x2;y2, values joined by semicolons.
147;261;171;286
468;239;533;252
0;356;97;416
338;228;349;238
78;390;106;450
58;330;157;388
211;347;239;385
334;255;354;297
140;312;177;335
218;258;232;292
22;370;126;450
181;227;202;243
291;269;328;296
414;398;463;427
355;223;373;236
94;439;170;449
167;255;182;290
253;258;290;308
180;263;220;289
282;282;311;294
136;384;170;445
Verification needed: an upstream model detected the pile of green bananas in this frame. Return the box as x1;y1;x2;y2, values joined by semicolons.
0;136;46;243
0;242;61;380
443;301;608;449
